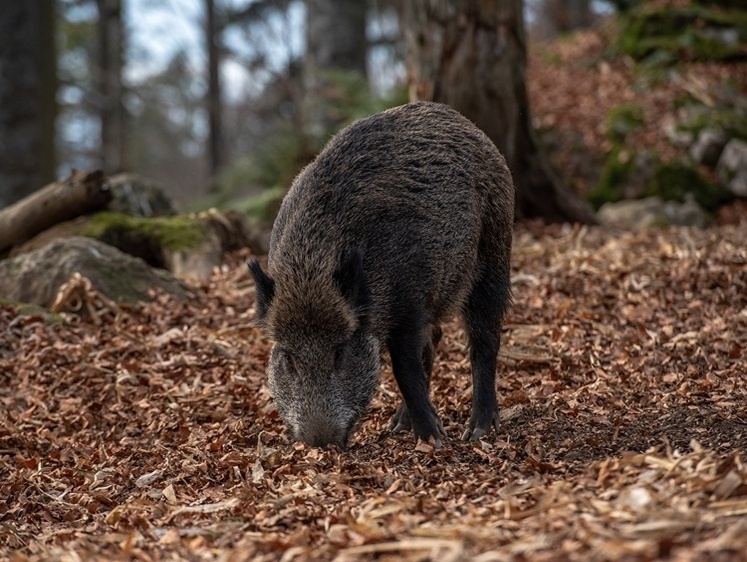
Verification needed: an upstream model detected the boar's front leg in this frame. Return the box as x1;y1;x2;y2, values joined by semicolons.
388;325;446;447
389;325;442;433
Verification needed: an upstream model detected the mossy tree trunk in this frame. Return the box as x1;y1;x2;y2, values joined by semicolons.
404;0;597;223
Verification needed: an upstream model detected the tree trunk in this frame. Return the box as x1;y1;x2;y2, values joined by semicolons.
96;0;126;175
304;0;368;137
0;0;57;208
404;0;597;223
206;0;224;176
0;170;111;254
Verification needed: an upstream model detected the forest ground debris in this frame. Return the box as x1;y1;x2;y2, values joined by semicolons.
1;221;746;561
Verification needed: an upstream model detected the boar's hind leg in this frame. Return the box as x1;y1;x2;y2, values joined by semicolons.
461;265;511;441
389;325;442;433
388;325;446;447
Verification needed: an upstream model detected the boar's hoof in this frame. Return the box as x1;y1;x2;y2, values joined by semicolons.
411;409;446;449
388;402;412;432
461;411;500;441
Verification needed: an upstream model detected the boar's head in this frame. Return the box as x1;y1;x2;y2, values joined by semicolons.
249;248;380;448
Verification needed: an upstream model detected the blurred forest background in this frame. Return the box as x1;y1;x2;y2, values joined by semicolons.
1;0;746;226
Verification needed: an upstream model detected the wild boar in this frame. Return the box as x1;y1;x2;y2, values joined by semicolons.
249;101;514;448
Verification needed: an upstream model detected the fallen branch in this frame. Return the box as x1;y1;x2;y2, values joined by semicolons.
0;169;110;254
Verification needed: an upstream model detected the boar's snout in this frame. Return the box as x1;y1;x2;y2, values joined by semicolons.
291;414;354;448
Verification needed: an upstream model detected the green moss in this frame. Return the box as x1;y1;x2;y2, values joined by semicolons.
644;161;732;211
82;212;207;252
675;103;747;143
606;103;645;143
0;300;65;325
588;147;637;209
618;6;747;63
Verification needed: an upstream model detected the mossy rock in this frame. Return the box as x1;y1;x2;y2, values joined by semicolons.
618;6;747;63
0;300;64;325
644;161;733;211
673;103;747;145
0;237;187;308
586;147;734;212
80;212;207;268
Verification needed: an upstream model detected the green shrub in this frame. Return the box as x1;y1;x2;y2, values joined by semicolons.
618;6;747;63
606;103;645;143
644;161;733;211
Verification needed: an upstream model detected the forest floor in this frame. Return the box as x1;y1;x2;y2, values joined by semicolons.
527;20;747;207
2;221;746;561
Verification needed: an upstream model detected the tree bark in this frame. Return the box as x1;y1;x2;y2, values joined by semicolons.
206;0;224;176
304;0;368;137
0;170;111;254
404;0;597;223
95;0;126;175
0;0;57;208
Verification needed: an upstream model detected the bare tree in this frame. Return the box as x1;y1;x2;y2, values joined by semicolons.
304;0;367;137
0;1;57;208
206;0;224;176
95;0;126;174
405;0;596;223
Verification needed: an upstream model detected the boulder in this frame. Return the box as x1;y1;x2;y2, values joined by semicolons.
599;196;709;228
718;139;747;197
107;173;178;217
0;237;188;308
689;128;728;168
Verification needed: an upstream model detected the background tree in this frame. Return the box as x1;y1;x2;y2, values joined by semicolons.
405;0;597;223
0;1;57;208
95;0;126;174
528;0;594;39
206;0;224;176
304;0;368;138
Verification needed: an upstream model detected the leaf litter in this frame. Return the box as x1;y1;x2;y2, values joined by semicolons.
1;222;746;561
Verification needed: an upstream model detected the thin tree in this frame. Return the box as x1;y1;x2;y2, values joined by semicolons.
206;0;224;176
0;1;57;207
405;0;596;223
95;0;126;174
304;0;367;138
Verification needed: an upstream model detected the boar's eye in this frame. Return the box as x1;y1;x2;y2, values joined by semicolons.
278;347;298;371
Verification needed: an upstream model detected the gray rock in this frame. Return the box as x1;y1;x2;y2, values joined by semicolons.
690;128;728;168
599;196;709;228
728;170;747;198
108;173;178;217
0;237;188;308
718;139;747;197
664;119;693;148
702;27;740;49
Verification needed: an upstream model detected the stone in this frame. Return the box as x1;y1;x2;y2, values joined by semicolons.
107;173;178;217
0;237;188;308
599;196;709;228
690;128;728;168
718;139;747;197
728;170;747;198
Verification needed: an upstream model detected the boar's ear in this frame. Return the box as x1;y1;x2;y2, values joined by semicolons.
248;260;275;325
334;247;370;325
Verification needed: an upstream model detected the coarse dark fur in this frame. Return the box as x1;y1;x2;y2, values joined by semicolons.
249;101;514;448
